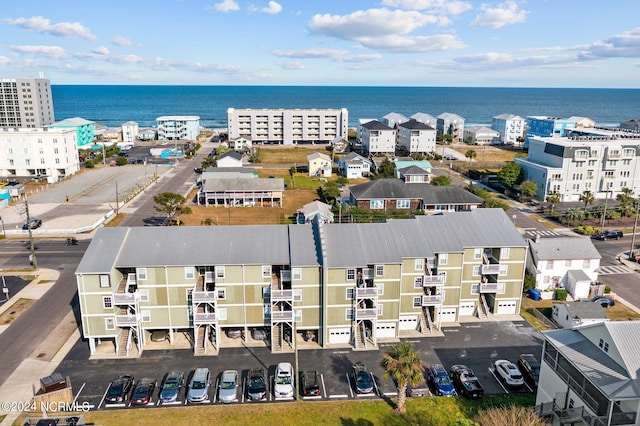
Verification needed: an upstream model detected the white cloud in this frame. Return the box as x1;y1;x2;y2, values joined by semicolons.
11;45;67;59
261;1;282;15
471;1;527;29
93;46;110;56
4;16;96;40
382;0;472;15
112;36;135;47
359;34;466;52
211;0;239;12
339;54;383;63
577;27;640;60
0;56;10;65
308;8;448;41
272;48;347;59
277;61;304;70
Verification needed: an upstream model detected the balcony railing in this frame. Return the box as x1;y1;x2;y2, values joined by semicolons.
271;289;293;301
192;291;217;303
423;274;445;285
421;294;443;306
271;310;293;321
481;264;501;274
479;282;500;293
356;287;378;298
355;308;377;319
113;292;139;305
194;312;217;324
115;314;139;326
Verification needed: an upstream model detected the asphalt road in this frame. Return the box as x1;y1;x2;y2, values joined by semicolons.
590;237;640;309
0;239;85;386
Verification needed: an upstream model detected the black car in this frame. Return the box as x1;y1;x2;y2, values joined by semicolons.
300;370;320;396
105;375;135;403
593;230;623;240
131;378;156;405
592;296;615;308
351;362;374;394
194;167;203;174
517;354;541;387
22;218;42;230
247;368;266;401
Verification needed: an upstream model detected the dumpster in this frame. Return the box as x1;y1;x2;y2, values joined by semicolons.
528;288;541;301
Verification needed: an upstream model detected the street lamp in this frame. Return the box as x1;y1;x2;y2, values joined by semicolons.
629;201;640;261
0;215;5;238
601;189;612;232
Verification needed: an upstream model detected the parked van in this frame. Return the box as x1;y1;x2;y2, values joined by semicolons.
187;368;210;403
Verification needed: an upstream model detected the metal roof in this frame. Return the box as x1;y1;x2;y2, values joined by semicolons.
287;224;320;267
201;177;284;192
322;223;403;268
76;227;130;274
560;301;607;320
398;118;434;130
361;120;393;131
307;152;331;162
349;180;483;205
529;236;601;261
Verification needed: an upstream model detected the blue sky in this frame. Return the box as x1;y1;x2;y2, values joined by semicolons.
1;0;639;87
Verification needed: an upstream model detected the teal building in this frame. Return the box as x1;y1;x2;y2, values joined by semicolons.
49;117;96;147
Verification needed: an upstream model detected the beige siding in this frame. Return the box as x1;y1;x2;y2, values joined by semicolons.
327;306;350;326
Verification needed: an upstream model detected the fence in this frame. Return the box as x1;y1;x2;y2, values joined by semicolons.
526;307;558;329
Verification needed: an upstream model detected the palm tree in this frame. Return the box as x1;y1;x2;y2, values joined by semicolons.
546;191;561;213
380;342;424;414
465;149;477;163
579;190;595;210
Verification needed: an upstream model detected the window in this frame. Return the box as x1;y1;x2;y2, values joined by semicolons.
262;265;271;278
375;265;384;277
137;268;147;280
414;259;423;271
413;297;422;308
598;338;609;352
501;248;510;259
294;309;302;323
377;304;383;316
474;248;482;260
439;254;448;265
499;265;508;276
472;265;481;276
346;308;354;320
583;259;590;268
99;274;110;288
346;269;355;280
565;260;572;267
414;276;423;288
545;261;554;270
370;200;384;210
54;147;59;154
376;284;384;296
185;267;195;280
396;199;410;209
292;268;302;281
102;296;113;309
105;318;115;331
215;266;225;278
139;289;149;302
217;288;227;300
346;288;355;300
543;276;550;284
142;310;151;323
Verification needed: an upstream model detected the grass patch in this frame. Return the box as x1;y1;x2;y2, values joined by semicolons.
105;213;127;227
257;146;332;164
452;145;521;163
605;302;640;321
69;394;533;426
37;280;55;284
0;298;35;325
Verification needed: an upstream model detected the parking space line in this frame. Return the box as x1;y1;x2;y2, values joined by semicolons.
242;377;246;403
268;375;273;401
72;382;86;404
489;367;509;393
98;382;111;409
320;373;327;399
329;394;348;399
346;373;354;398
383;392;396;397
213;377;219;404
370;372;380;397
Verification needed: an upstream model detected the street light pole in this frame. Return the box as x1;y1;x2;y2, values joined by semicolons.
601;190;611;233
629;201;640;260
24;197;37;269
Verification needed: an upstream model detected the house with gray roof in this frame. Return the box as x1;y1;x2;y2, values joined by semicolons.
536;321;640;425
382;112;409;129
358;120;395;155
397;118;436;154
217;151;243;168
620;118;640;132
552;301;608;329
527;236;601;299
75;208;526;356
307;152;332;177
463;125;500;145
436;112;464;142
411;112;437;128
297;200;334;224
337;152;372;179
198;176;284;207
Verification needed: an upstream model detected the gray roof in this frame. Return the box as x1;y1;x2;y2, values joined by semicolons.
340;152;371;165
559;301;607;320
567;269;592;283
202;177;284;192
219;151;243;161
349;180;483;205
322;223;404;268
398;165;430;176
398;118;433;130
437;112;464;121
301;201;332;216
51;117;95;126
544;322;640;398
361;120;393;131
529;237;601;261
287;224;321;267
493;113;523;121
76;227;130;274
307;152;331;162
201;168;255;180
410;113;437;125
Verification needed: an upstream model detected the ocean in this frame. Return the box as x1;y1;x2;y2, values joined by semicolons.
51;85;640;129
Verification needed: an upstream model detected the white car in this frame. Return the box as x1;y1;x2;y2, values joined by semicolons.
494;359;524;388
274;362;294;398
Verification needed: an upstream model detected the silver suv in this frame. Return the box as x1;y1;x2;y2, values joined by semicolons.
187;368;211;403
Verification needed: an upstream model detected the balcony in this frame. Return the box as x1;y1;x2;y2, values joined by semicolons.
423;274;445;285
192;290;217;303
113;292;139;305
193;312;217;324
421;294;443;306
115;314;139;326
356;287;378;298
271;289;293;301
481;264;501;275
355;308;377;319
479;282;500;293
272;310;293;321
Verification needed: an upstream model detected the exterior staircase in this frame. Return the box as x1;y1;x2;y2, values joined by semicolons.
418;313;428;335
194;327;206;356
271;323;282;352
117;328;131;357
477;295;489;320
354;323;366;350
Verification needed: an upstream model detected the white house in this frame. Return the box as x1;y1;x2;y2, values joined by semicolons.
382;112;409;129
307;152;332;177
230;137;252;152
122;121;139;143
462;126;500;145
436;112;464;142
411;112;438;128
156;116;200;141
217;151;243;168
492;114;526;145
536;322;640;425
358;120;395;155
0;127;79;183
337;152;372;179
397;119;436;154
551;301;608;329
527;236;601;299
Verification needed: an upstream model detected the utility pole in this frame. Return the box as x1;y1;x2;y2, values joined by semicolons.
115;180;119;215
24;197;37;269
601;190;611;233
629;201;640;260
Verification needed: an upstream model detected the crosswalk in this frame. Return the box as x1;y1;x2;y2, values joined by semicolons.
598;265;633;275
525;230;561;238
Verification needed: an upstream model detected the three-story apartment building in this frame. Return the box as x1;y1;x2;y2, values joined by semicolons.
76;209;526;357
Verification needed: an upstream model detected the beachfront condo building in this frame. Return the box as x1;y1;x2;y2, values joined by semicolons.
397;119;437;154
48;117;96;148
227;108;348;145
122;121;139;143
436;112;465;142
358;119;396;155
0;127;80;183
156;116;200;141
491;114;526;146
0;77;54;128
75;208;527;357
515;127;640;201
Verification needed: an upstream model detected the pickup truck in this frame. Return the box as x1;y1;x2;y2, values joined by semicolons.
449;364;484;398
300;370;320;396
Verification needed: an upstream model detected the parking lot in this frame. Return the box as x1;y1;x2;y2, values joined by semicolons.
55;320;542;411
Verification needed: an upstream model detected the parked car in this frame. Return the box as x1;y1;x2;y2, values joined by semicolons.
105;375;135;403
194;167;203;174
592;296;615;308
426;364;456;396
187;368;211;404
300;370;320;396
351;362;374;394
449;364;484;398
593;230;624;240
247;368;267;401
517;354;541;387
151;330;168;342
250;328;268;341
443;154;458;160
22;218;42;230
225;328;243;339
274;362;295;398
159;371;184;404
131;378;156;405
494;359;524;388
407;372;429;397
218;370;239;403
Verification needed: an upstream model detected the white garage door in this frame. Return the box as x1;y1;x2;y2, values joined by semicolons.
459;302;475;316
438;308;457;323
497;301;517;315
398;315;418;330
376;322;397;338
329;328;351;344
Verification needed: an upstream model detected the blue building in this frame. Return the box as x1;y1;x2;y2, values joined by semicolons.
525;116;575;148
49;117;96;148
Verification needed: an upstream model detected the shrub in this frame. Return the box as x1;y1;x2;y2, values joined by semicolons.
604;285;611;294
115;156;128;166
554;289;568;301
181;206;192;214
576;225;597;236
84;159;94;168
202;217;213;226
523;274;536;292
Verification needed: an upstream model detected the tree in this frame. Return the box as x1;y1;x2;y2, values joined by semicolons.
380;342;424;414
319;181;340;204
115;156;128;166
616;187;634;207
201;156;216;170
465;149;477;163
519;180;538;199
579;190;595;209
497;162;523;187
153;192;186;222
431;175;451;186
376;157;396;178
546;191;561;213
